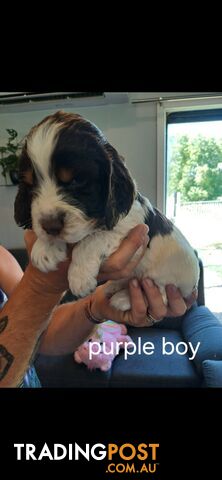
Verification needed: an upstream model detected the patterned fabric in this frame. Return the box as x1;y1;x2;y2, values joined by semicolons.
20;365;42;388
0;289;7;308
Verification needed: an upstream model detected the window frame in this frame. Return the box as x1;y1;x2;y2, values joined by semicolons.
157;96;222;213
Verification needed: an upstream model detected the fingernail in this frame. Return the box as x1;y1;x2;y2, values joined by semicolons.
143;278;154;288
131;278;139;288
143;236;149;246
138;224;149;238
168;285;178;293
142;225;149;239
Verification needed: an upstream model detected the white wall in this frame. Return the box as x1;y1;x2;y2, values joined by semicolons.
0;101;157;248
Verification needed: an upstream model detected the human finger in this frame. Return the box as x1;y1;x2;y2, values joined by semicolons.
165;285;187;317
98;224;149;281
184;288;198;310
24;230;37;257
127;278;149;326
142;278;167;321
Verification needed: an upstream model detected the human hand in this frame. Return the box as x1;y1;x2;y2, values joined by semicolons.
24;230;72;295
138;279;198;325
97;224;149;282
88;278;198;327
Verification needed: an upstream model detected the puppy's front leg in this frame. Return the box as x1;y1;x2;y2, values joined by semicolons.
68;239;102;297
31;237;67;272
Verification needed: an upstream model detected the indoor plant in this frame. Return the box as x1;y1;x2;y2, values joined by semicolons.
0;129;22;185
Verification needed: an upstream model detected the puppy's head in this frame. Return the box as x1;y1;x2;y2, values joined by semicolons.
14;111;135;243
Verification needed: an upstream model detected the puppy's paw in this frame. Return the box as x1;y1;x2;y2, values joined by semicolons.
105;280;128;297
31;239;67;272
68;265;97;297
110;289;131;311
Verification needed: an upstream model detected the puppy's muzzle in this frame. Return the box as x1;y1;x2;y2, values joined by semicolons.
40;212;65;236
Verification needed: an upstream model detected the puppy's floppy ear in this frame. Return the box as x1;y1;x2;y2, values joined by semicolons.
104;145;135;229
14;147;33;229
14;184;33;229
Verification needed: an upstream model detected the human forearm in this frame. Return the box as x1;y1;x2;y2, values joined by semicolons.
37;225;150;355
39;297;95;355
0;268;62;387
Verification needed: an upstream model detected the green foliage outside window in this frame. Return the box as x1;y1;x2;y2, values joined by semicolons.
169;135;222;202
0;129;22;185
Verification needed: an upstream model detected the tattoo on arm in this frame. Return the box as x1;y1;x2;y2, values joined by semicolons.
0;316;8;334
0;345;14;381
0;316;14;381
0;315;42;384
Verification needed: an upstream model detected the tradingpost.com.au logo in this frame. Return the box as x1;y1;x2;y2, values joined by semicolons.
13;442;160;474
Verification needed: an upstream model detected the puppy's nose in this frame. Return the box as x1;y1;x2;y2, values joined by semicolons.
40;213;65;236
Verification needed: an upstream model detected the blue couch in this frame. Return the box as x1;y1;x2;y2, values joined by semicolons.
34;304;222;388
7;249;222;388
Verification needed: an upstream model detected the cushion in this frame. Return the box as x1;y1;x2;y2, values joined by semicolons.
110;328;200;388
182;305;222;374
35;353;112;388
35;329;201;388
202;360;222;388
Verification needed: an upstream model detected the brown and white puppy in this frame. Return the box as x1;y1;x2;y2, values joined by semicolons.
14;111;199;314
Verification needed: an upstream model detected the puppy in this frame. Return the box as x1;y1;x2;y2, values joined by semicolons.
14;111;200;315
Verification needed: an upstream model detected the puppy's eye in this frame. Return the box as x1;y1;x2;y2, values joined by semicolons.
57;168;86;186
57;168;74;184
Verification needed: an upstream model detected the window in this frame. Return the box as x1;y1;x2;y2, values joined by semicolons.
158;100;222;318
